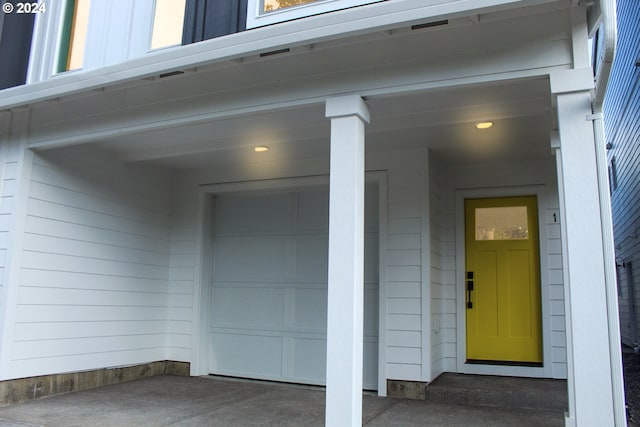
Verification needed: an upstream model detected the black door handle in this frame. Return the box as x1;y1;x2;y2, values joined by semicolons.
467;271;474;309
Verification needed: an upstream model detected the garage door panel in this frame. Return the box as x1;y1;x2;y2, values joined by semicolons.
297;190;329;232
292;338;326;384
209;187;379;389
364;286;379;336
294;288;327;331
213;237;287;282
211;287;285;328
364;233;379;284
294;236;328;282
365;184;379;231
211;333;283;378
213;193;293;234
363;339;379;390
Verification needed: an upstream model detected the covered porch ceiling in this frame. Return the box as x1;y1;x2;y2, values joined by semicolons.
92;76;554;170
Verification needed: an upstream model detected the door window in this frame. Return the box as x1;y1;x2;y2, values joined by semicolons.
475;206;528;240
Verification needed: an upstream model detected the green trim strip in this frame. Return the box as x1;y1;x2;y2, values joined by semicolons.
56;0;76;73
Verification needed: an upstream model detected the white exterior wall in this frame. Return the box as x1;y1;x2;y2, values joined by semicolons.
0;143;569;382
0;0;583;384
166;186;198;362
429;158;454;378
167;150;568;382
0;114;14;322
371;151;426;381
23;0;557;86
0;111;34;380
1;148;568;383
2;145;172;380
166;149;429;383
27;0;156;83
547;194;568;379
434;158;567;378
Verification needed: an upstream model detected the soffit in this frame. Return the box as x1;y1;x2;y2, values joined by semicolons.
90;76;552;168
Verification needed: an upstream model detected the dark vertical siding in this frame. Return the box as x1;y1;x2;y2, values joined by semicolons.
182;0;247;45
0;12;35;89
604;0;640;346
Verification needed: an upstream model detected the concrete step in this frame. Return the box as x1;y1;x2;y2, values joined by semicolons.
425;373;568;412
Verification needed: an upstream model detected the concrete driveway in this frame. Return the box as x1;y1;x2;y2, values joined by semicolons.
0;375;565;426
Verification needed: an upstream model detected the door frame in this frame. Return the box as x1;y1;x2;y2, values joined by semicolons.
190;172;389;395
454;185;553;378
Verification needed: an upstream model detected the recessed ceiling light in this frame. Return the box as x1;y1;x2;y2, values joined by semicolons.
476;121;493;129
254;146;269;152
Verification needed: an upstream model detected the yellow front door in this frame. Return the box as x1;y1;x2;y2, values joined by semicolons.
465;196;542;364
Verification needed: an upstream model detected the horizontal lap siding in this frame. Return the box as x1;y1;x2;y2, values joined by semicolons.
438;188;457;372
0;130;20;351
429;160;456;378
11;147;171;377
386;161;424;381
0;145;17;296
166;189;197;362
544;193;567;378
429;173;443;377
605;0;640;346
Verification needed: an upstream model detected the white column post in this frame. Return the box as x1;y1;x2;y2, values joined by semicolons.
554;88;615;426
324;95;369;427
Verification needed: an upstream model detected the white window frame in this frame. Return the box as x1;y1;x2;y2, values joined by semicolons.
246;0;382;29
27;0;157;83
27;0;67;83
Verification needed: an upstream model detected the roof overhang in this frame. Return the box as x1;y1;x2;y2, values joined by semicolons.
0;0;562;112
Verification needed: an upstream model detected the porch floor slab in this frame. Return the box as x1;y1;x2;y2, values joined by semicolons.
426;373;568;411
0;375;566;426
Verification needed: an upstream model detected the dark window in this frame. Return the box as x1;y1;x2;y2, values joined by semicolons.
0;9;35;89
182;0;247;44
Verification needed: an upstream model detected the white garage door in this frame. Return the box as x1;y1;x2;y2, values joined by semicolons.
208;185;379;390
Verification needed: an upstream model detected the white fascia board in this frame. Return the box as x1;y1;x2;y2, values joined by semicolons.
0;0;555;111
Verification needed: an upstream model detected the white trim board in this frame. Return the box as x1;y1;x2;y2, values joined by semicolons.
454;185;555;378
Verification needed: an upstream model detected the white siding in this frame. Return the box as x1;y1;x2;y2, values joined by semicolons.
8;145;172;379
384;154;425;381
544;195;568;378
0;117;13;313
165;188;198;362
429;158;456;378
0;133;23;280
167;150;567;382
435;185;458;375
0;140;568;382
0;111;32;380
0;0;584;385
